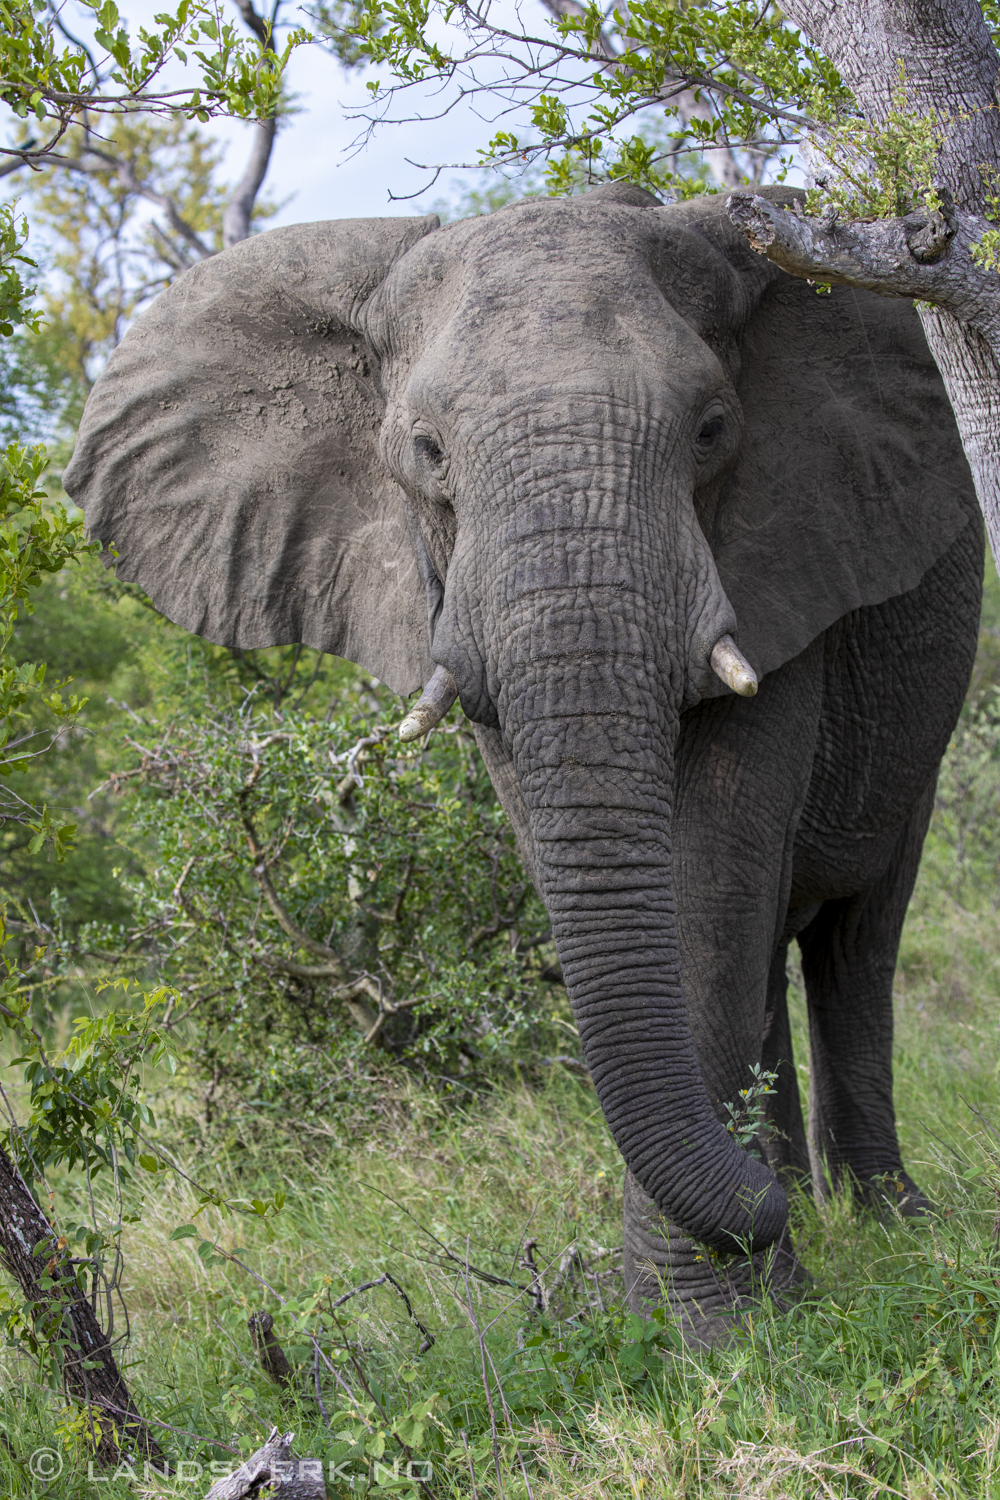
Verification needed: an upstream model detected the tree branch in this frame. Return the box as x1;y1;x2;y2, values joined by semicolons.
537;0;618;63
222;0;279;247
726;191;1000;350
238;795;394;1036
222;116;277;248
11;0;281;263
52;147;215;260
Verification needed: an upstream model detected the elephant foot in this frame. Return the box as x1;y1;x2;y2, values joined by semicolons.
859;1168;933;1220
622;1169;806;1349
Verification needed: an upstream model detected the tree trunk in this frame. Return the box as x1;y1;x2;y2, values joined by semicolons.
222;0;279;249
917;305;1000;548
728;1;1000;567
0;1145;168;1470
223;118;278;249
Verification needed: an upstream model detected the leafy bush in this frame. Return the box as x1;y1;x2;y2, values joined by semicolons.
55;634;561;1128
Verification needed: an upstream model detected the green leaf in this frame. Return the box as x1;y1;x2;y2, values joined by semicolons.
169;1224;199;1241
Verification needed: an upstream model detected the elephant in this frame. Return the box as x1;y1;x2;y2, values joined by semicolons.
63;182;983;1345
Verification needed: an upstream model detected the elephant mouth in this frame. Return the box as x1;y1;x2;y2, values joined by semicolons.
396;631;757;742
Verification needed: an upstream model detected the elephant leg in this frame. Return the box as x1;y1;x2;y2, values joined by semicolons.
623;639;823;1341
761;941;811;1187
797;780;936;1217
622;1169;794;1345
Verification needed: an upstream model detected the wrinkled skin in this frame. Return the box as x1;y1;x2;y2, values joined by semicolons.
621;530;980;1336
370;192;980;1340
65;184;983;1345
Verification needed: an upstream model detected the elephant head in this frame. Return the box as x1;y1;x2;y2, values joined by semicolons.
64;183;973;1256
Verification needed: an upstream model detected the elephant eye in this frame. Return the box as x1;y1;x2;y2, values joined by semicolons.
414;434;445;467
694;415;724;459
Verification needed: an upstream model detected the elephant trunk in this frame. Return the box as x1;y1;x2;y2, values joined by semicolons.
486;491;786;1252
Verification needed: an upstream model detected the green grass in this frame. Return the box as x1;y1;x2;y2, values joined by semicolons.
4;559;1000;1497
2;950;1000;1499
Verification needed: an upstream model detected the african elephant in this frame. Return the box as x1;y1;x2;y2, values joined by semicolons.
64;182;982;1344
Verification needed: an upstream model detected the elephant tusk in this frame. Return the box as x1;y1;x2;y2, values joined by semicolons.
711;634;758;698
397;664;460;741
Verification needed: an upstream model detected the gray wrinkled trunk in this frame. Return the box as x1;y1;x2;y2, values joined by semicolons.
479;464;786;1253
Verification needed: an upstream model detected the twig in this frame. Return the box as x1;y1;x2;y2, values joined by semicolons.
313;1344;331;1429
960;1095;1000;1146
460;1429;479;1500
357;856;414;925
78;1396;238;1457
328;1272;435;1352
463;1237;504;1497
356;1182;530;1292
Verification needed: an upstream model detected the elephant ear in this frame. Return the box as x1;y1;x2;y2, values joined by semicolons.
675;196;980;688
63;216;441;696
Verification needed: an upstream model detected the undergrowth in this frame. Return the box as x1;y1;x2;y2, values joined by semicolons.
1;973;999;1499
3;568;1000;1497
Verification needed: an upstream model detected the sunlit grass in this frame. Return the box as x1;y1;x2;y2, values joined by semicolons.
4;568;1000;1496
3;936;999;1498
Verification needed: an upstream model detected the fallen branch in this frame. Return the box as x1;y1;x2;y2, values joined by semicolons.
205;1427;325;1500
248;1310;292;1387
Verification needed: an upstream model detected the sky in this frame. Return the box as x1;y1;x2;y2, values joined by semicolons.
47;0;543;226
198;37;489;223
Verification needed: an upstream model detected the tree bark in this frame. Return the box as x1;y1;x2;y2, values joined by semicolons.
0;1144;168;1469
729;1;1000;567
724;192;1000;332
206;1427;325;1500
780;0;1000;206
917;306;1000;548
223;117;278;248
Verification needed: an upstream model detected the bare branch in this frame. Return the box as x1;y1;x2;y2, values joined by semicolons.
222;0;279;247
326;1271;435;1352
222;117;277;248
49;146;215;260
